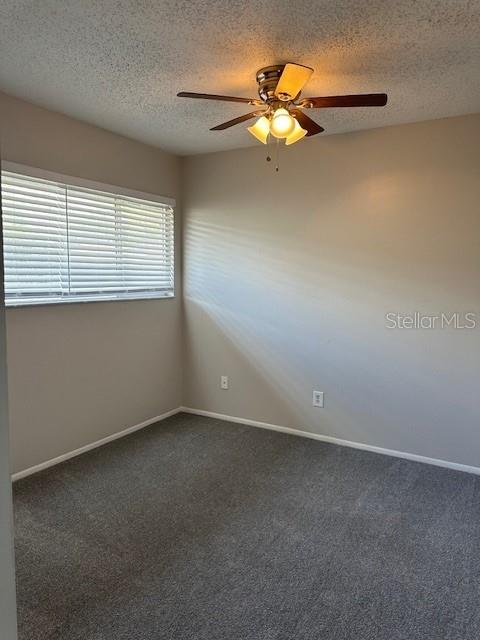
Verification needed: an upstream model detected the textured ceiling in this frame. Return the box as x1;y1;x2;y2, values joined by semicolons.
0;0;479;156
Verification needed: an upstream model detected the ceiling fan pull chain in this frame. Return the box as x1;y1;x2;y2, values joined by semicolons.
265;132;273;164
265;137;281;172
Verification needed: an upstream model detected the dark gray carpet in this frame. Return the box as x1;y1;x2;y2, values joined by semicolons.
14;413;480;639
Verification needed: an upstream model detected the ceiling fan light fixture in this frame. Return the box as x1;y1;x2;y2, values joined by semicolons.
178;62;388;150
247;115;271;144
285;119;308;145
269;108;296;138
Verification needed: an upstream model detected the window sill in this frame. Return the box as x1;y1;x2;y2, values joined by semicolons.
5;291;175;308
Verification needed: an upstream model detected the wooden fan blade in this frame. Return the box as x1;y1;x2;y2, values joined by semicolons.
177;91;260;105
301;93;388;108
290;108;324;136
275;63;314;100
210;111;261;131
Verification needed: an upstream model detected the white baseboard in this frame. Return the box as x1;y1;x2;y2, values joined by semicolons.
180;406;480;476
12;407;181;481
13;405;480;481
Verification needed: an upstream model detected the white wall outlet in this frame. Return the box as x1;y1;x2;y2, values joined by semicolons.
312;390;324;408
220;375;229;390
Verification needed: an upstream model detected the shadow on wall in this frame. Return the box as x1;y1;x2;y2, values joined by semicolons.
182;124;480;466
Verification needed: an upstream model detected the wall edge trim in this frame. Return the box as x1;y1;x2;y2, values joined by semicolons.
180;407;480;476
13;406;480;480
11;407;182;481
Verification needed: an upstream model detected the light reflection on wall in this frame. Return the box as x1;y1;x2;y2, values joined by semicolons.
183;116;480;467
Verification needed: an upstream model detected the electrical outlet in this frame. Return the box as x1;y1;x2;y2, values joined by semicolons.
312;390;324;408
220;375;229;390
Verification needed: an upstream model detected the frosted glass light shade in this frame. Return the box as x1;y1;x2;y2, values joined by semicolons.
247;116;270;144
270;108;296;138
285;119;308;145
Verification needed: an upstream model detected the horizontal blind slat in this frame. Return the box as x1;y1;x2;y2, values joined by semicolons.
2;170;174;303
2;171;68;299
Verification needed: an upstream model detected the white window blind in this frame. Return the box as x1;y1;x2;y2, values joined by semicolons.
1;169;174;305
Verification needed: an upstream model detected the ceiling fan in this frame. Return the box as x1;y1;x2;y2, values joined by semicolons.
178;63;388;146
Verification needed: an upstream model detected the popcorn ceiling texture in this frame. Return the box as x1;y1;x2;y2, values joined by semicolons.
0;0;479;155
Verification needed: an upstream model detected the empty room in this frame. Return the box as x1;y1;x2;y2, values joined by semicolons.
0;1;479;639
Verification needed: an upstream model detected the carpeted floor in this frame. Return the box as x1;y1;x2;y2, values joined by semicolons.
14;412;480;639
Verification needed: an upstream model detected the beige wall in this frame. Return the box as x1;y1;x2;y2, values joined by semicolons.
0;92;182;473
0;177;17;637
2;94;479;475
183;113;480;468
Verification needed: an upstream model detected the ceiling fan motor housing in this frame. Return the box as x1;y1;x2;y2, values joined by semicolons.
256;65;290;102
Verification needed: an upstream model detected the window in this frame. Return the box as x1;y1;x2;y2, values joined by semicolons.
1;166;174;306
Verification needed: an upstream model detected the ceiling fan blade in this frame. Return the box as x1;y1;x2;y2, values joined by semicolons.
177;91;261;105
210;111;262;131
290;108;324;137
301;93;388;108
275;63;314;100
